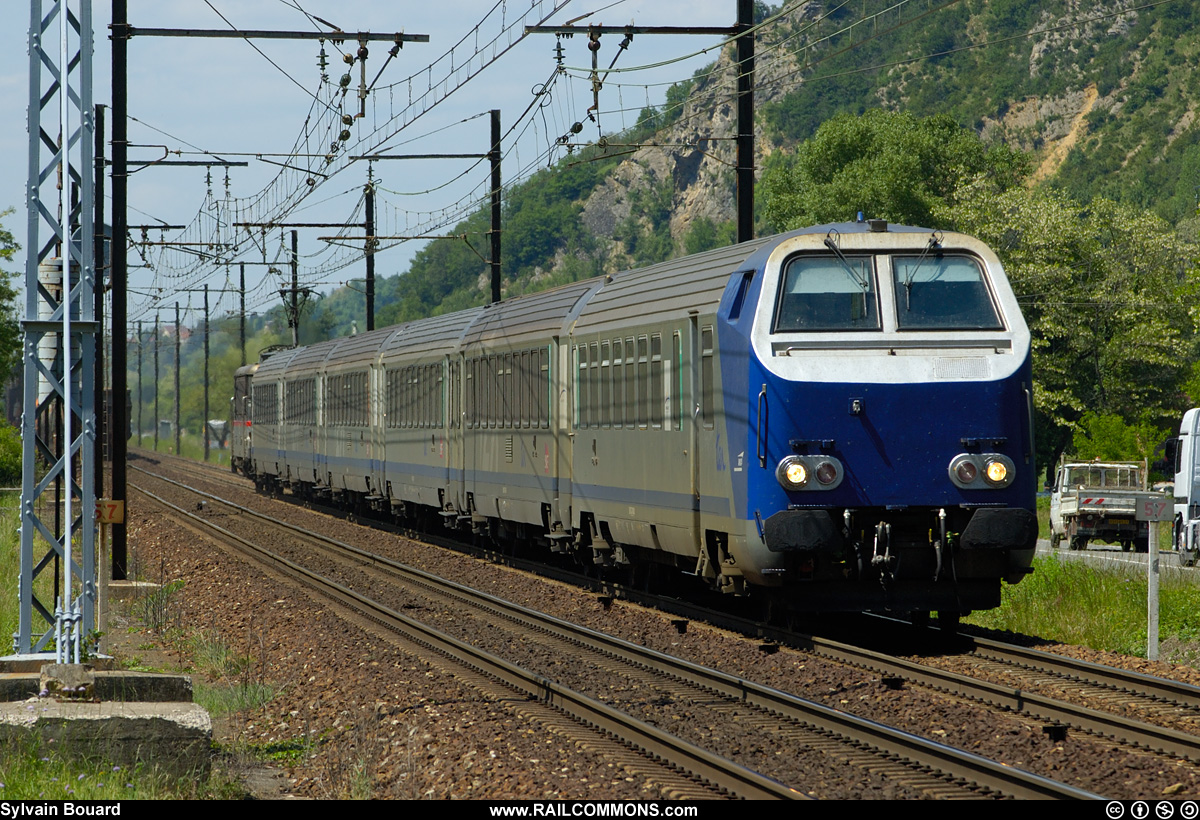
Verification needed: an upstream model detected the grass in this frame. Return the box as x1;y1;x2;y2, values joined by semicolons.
0;736;239;800
966;554;1200;660
188;628;276;717
0;489;65;655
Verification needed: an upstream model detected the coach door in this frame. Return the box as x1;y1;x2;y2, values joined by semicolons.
447;356;465;515
687;320;703;555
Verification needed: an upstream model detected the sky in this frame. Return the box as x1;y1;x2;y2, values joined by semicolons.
0;0;734;327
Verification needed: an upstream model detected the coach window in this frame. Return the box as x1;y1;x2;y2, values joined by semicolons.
637;336;649;428
892;254;1002;331
625;337;636;429
650;334;664;429
500;354;511;428
673;332;684;431
575;345;586;429
537;347;550;429
612;340;624;428
465;359;476;428
600;341;611;428
701;327;714;429
774;255;880;332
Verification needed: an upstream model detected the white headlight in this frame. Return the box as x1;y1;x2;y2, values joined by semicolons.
777;457;809;490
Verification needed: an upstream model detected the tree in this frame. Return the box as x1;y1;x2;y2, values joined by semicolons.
1071;411;1168;466
758;110;1028;231
0;210;21;385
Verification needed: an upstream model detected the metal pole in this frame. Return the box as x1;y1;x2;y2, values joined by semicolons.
239;262;246;366
203;284;210;462
174;302;181;455
736;0;754;243
154;313;159;451
490;109;502;304
291;230;299;346
1149;519;1160;661
136;320;142;446
94;103;105;498
111;0;129;578
364;176;375;331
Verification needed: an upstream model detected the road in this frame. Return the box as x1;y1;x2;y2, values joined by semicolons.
1034;538;1198;578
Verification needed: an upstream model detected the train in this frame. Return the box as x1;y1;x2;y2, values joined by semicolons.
230;218;1038;619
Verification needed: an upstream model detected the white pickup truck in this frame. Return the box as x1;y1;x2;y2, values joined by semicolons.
1049;459;1148;552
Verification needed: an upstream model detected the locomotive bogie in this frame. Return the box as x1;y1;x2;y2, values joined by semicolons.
235;221;1036;614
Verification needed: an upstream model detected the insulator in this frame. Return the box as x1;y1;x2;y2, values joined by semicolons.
342;114;354;126
324;154;335;164
339;73;352;88
339;129;351;142
343;52;355;65
330;142;340;152
306;178;316;187
571;121;584;134
358;45;369;60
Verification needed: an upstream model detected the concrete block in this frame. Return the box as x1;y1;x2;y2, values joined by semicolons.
0;699;213;778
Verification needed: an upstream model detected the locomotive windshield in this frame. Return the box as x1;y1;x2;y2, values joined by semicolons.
773;255;880;332
892;255;1002;330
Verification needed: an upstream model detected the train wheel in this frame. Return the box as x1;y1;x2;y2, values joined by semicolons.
1135;537;1149;554
910;611;931;629
1050;531;1061;550
1069;536;1087;551
1121;541;1132;552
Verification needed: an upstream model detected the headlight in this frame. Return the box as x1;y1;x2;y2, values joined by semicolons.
984;459;1008;485
777;457;809;490
777;455;844;491
949;453;1015;489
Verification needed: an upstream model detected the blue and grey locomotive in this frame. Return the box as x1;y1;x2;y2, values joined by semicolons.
238;219;1036;617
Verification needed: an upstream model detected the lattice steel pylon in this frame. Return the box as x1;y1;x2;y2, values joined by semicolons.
15;0;96;661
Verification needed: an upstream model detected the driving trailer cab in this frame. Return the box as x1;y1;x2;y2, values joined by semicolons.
726;221;1037;613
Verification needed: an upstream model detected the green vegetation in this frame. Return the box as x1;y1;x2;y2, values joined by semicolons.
0;427;19;488
759;110;1028;231
0;491;19;648
0;210;21;400
0;736;239;800
187;629;276;717
1071;412;1170;465
967;556;1200;661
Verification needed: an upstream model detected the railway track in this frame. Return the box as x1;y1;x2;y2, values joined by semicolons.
131;461;1099;799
